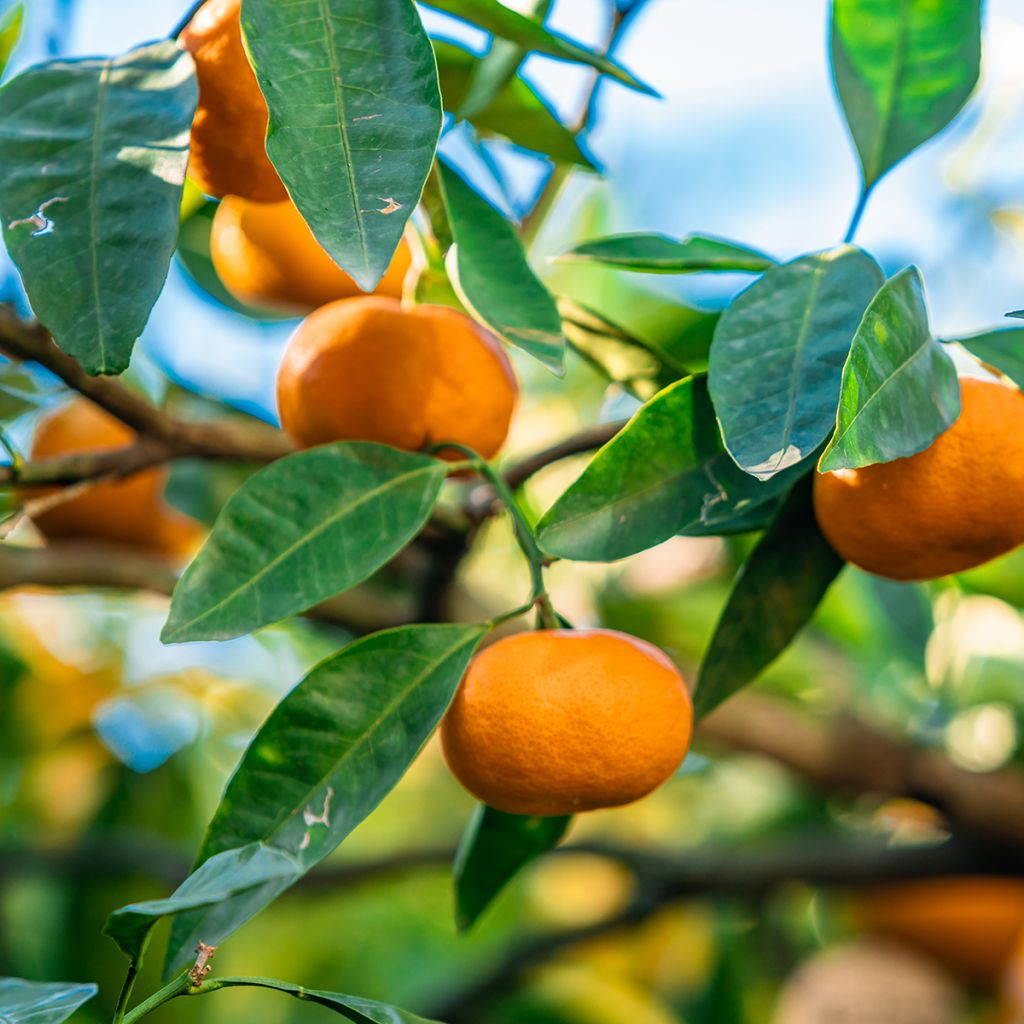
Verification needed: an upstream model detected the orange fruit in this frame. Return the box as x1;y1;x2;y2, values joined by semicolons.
852;877;1024;986
178;0;286;202
276;297;517;459
210;196;411;313
814;377;1024;580
440;629;693;816
28;399;202;558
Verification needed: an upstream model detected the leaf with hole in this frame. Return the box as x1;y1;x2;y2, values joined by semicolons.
831;0;981;189
165;622;486;973
162;443;447;643
423;0;652;94
0;979;97;1024
536;377;802;562
694;477;845;719
819;267;960;472
439;161;565;374
709;246;883;480
0;41;196;374
455;805;570;931
242;0;442;291
559;233;774;274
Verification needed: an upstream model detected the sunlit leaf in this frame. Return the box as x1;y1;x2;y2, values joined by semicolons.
434;40;592;168
0;979;97;1024
455;805;570;931
0;41;196;374
423;0;652;94
819;267;959;472
243;0;442;291
831;0;981;189
536;377;801;562
953;328;1024;391
439;161;565;374
0;4;24;78
709;246;883;479
694;477;845;718
559;233;774;274
162;444;446;643
165;623;486;973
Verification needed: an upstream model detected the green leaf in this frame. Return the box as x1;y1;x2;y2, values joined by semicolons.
0;4;24;78
186;977;442;1024
0;979;97;1024
423;0;653;95
434;41;594;168
242;0;443;292
818;266;960;472
953;328;1024;391
831;0;981;189
559;233;774;274
709;246;883;480
0;365;45;421
165;623;485;973
536;377;801;562
162;443;446;643
0;41;196;375
439;161;565;375
694;477;845;719
455;805;570;931
105;842;301;961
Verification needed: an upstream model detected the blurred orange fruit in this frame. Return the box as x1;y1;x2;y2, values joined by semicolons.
814;377;1024;580
28;399;202;558
210;195;411;313
276;297;517;459
852;877;1024;986
441;629;693;816
178;0;286;202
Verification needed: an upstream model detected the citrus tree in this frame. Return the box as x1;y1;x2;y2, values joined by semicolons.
0;0;1022;1022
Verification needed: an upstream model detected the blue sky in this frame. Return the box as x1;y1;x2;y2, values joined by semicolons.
6;0;1024;419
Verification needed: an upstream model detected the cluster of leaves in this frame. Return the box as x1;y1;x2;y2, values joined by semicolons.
0;0;1022;1021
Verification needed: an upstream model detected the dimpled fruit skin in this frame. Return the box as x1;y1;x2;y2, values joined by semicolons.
178;0;286;202
814;377;1024;581
276;297;518;460
29;400;201;557
440;629;693;816
210;196;411;313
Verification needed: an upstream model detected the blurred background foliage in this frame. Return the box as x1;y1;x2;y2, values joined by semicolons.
2;0;1024;1022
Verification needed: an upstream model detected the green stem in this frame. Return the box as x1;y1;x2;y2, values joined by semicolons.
0;429;20;467
111;960;142;1024
121;969;191;1024
844;185;872;243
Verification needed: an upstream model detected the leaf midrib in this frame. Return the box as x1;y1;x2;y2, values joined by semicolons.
87;58;112;371
867;0;912;184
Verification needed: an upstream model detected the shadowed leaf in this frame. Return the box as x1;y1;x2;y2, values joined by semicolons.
559;233;774;274
954;328;1024;391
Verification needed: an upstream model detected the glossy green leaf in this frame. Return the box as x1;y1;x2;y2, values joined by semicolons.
188;977;442;1024
954;328;1024;391
0;979;97;1024
242;0;442;292
162;443;446;643
423;0;652;94
831;0;981;189
559;233;774;274
455;805;570;931
0;41;196;374
536;377;800;562
105;842;301;961
819;267;959;472
165;623;486;973
0;4;23;78
434;41;593;168
709;246;883;480
439;162;565;374
694;477;845;718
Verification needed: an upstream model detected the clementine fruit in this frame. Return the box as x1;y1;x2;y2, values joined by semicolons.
814;376;1024;580
440;629;693;816
178;0;286;202
851;877;1024;986
210;196;411;313
28;399;202;558
276;297;517;459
